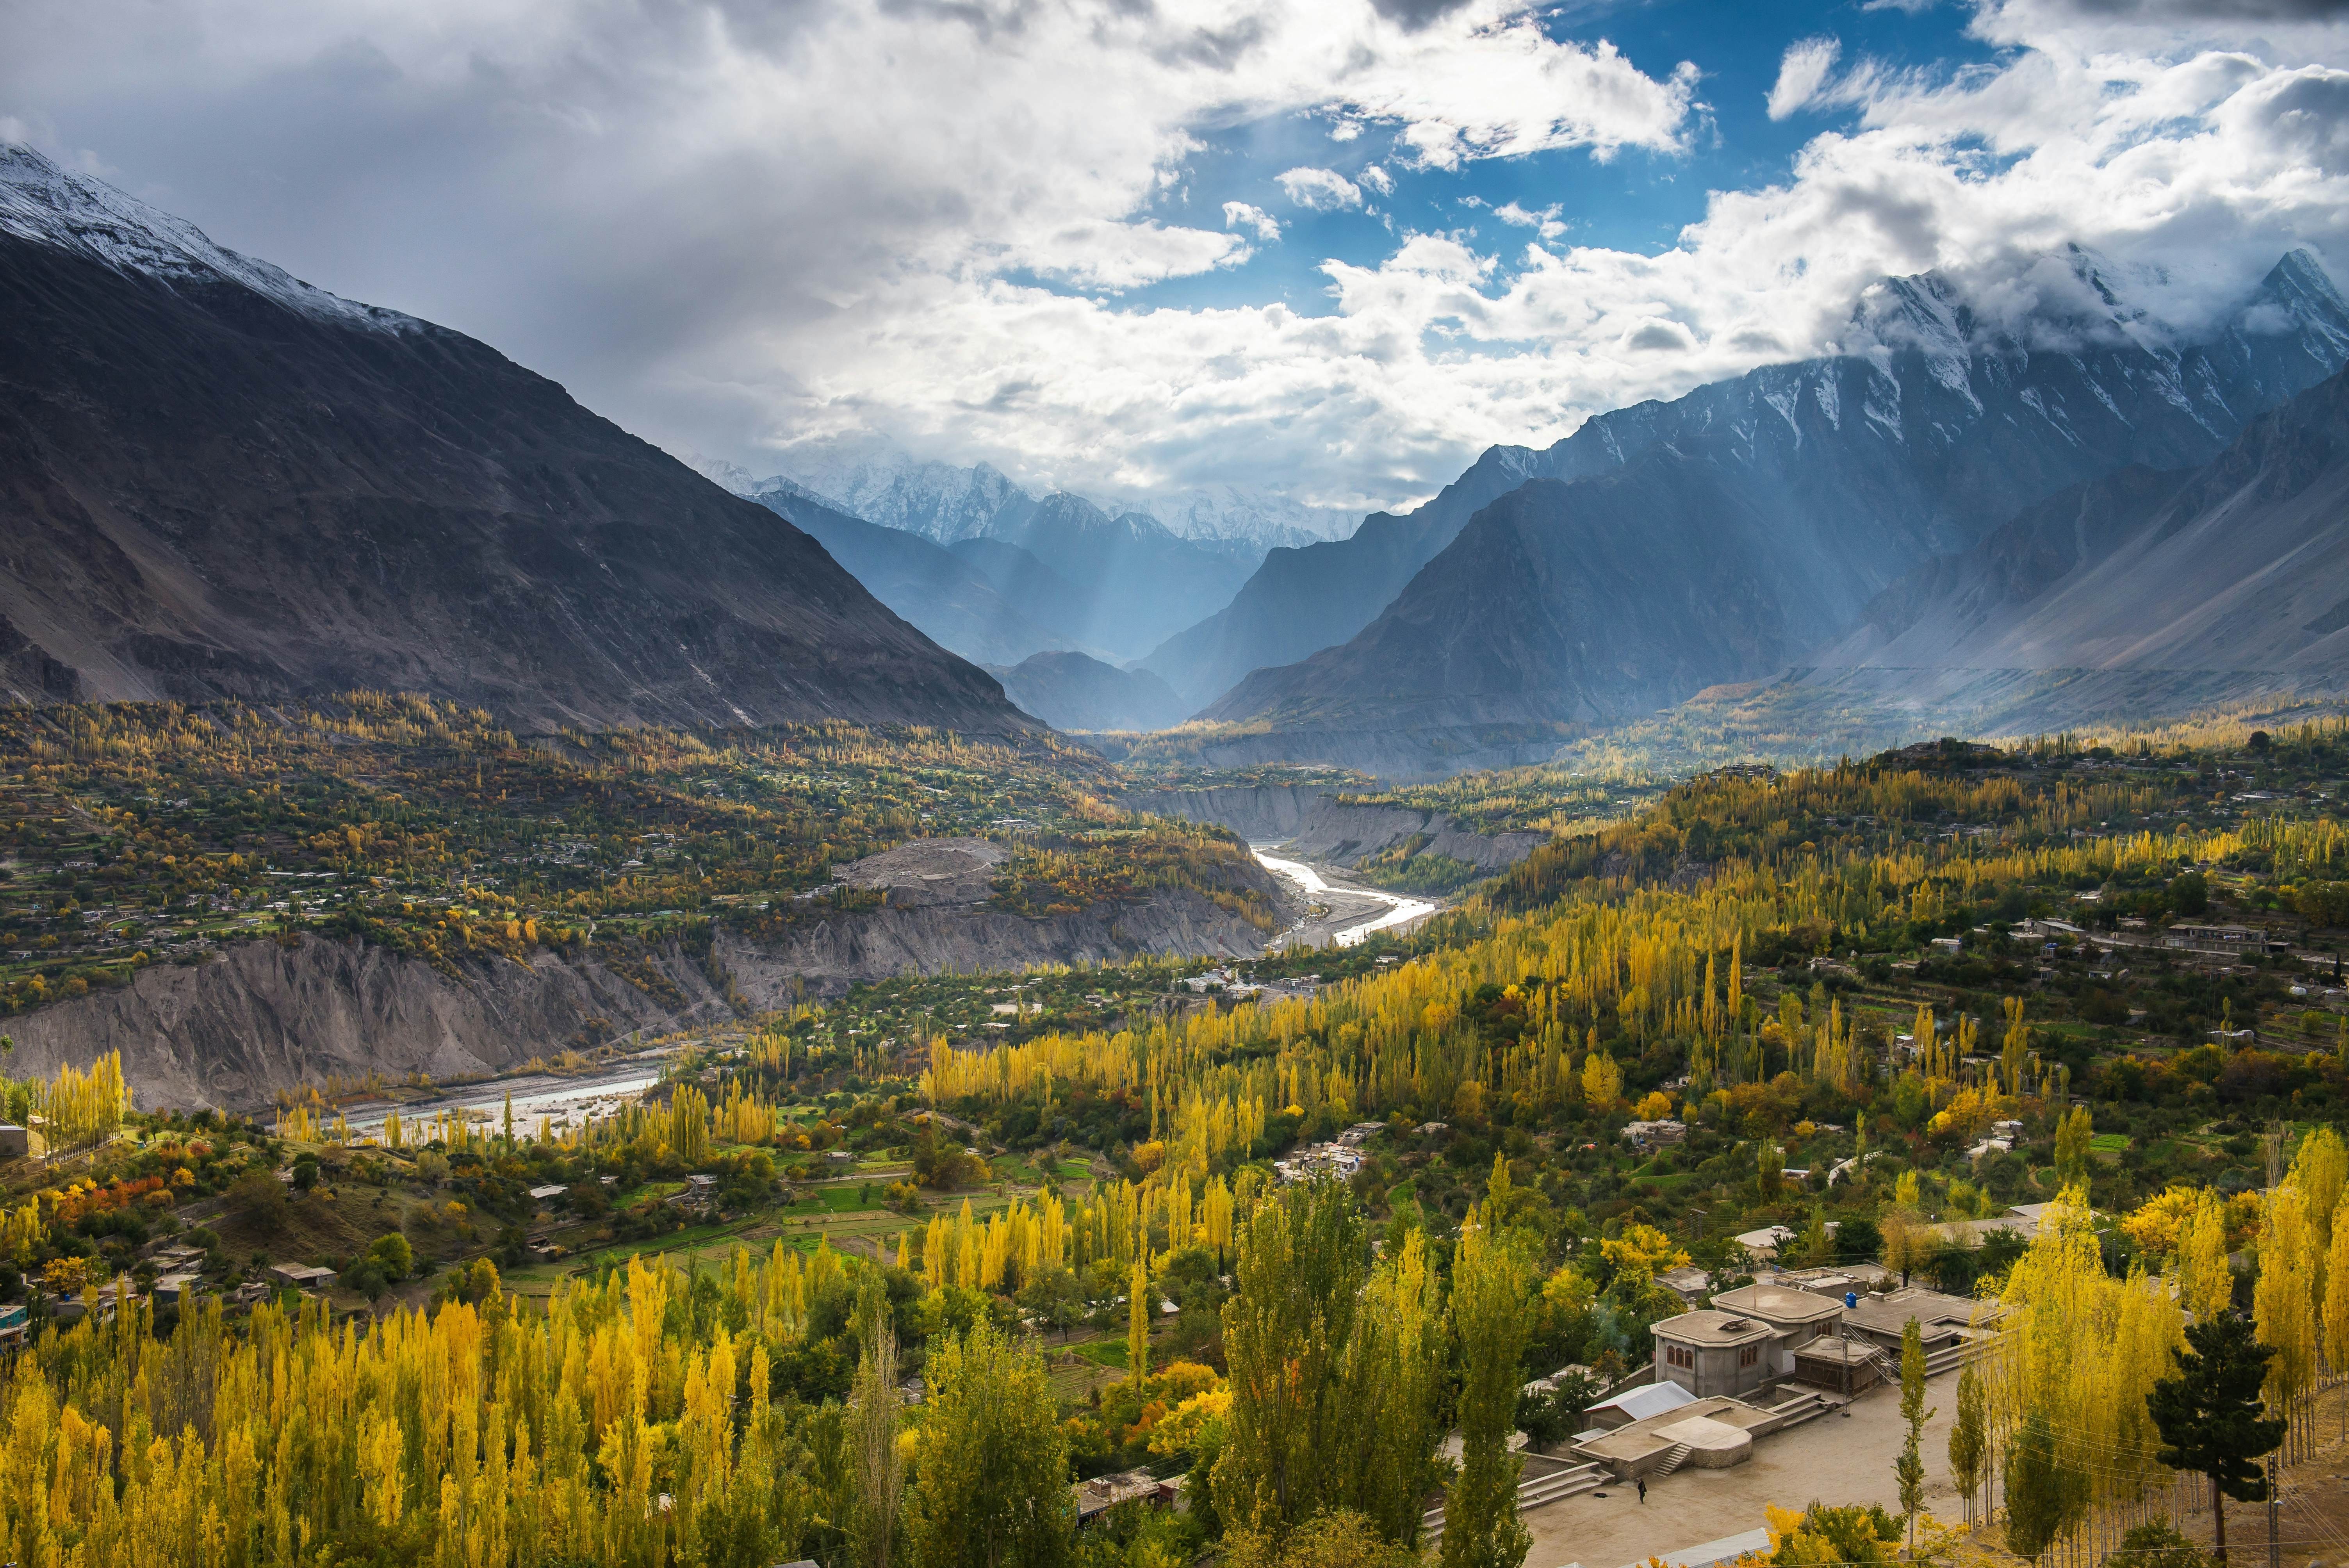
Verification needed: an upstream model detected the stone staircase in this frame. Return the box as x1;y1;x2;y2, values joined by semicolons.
1421;1458;1606;1543
1764;1388;1837;1429
1650;1442;1692;1479
1517;1460;1606;1509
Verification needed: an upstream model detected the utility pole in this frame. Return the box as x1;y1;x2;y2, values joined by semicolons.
2267;1456;2279;1568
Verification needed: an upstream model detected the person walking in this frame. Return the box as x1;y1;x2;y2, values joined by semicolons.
1638;1478;1648;1506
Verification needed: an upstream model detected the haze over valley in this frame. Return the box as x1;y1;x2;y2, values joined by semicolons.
5;9;2349;1568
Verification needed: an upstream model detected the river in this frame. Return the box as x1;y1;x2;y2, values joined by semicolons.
337;1059;675;1143
1251;848;1439;948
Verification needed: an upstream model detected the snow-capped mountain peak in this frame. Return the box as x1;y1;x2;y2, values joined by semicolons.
0;143;415;333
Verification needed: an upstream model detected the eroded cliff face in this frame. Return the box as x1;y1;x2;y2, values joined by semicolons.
2;885;1292;1111
1123;786;1542;872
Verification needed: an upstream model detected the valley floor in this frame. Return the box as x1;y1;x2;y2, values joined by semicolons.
1251;845;1441;949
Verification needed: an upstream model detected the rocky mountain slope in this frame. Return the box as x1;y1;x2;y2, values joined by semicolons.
1;869;1294;1110
0;144;1019;732
980;494;1255;659
753;488;1087;667
1798;365;2349;727
986;650;1189;732
1198;251;2349;773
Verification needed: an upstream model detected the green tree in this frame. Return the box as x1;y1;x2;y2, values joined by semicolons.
1948;1362;1987;1525
905;1320;1075;1568
850;1287;905;1568
1017;1264;1084;1342
2148;1316;2288;1566
1796;1204;1831;1266
2003;1411;2083;1565
1214;1181;1367;1541
1440;1217;1531;1568
1894;1318;1935;1554
1223;1509;1421;1568
366;1231;413;1281
1758;1142;1784;1202
2171;871;2209;916
2108;1521;2208;1568
229;1167;289;1236
1337;1227;1445;1546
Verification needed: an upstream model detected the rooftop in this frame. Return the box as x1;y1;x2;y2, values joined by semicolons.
1586;1380;1699;1424
1707;1283;1848;1326
1844;1286;1998;1337
1653;1309;1775;1347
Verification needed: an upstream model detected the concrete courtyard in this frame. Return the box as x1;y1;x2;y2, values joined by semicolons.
1524;1370;1966;1568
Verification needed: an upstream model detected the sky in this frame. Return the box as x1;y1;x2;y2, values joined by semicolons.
5;0;2349;521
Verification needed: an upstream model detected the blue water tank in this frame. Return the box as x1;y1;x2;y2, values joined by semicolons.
1845;1291;1859;1308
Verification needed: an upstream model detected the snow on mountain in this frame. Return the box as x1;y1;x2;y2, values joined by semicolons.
1187;248;2349;773
765;447;1033;544
0;143;417;333
722;440;1357;552
681;453;763;496
1117;485;1358;550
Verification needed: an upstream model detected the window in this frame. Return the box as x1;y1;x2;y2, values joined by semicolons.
1665;1343;1694;1369
1738;1343;1762;1368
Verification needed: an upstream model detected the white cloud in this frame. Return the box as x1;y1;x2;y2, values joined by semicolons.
6;0;2347;518
1493;200;1567;238
1358;164;1395;196
1020;220;1250;290
1223;201;1283;242
1336;23;1700;168
1278;167;1365;210
1768;36;1844;120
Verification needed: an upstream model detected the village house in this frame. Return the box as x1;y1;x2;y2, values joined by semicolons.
1650;1310;1777;1399
265;1262;338;1292
2163;923;2280;956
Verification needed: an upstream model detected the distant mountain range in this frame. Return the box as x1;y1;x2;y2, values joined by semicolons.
749;491;1090;669
751;444;1359;552
707;458;1260;662
1189;249;2349;775
0;145;1023;734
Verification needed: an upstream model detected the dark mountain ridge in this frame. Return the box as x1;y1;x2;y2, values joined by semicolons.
1162;251;2349;719
1797;363;2349;726
0;144;1022;734
984;650;1189;733
1198;251;2349;774
751;490;1094;668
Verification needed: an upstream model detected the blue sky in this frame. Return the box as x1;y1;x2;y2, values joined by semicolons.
1127;0;2004;318
6;0;2347;526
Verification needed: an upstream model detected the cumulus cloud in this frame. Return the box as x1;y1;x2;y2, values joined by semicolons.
1223;201;1283;241
1278;166;1365;210
1358;164;1395;196
1339;25;1700;169
5;0;2348;516
1493;200;1566;238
